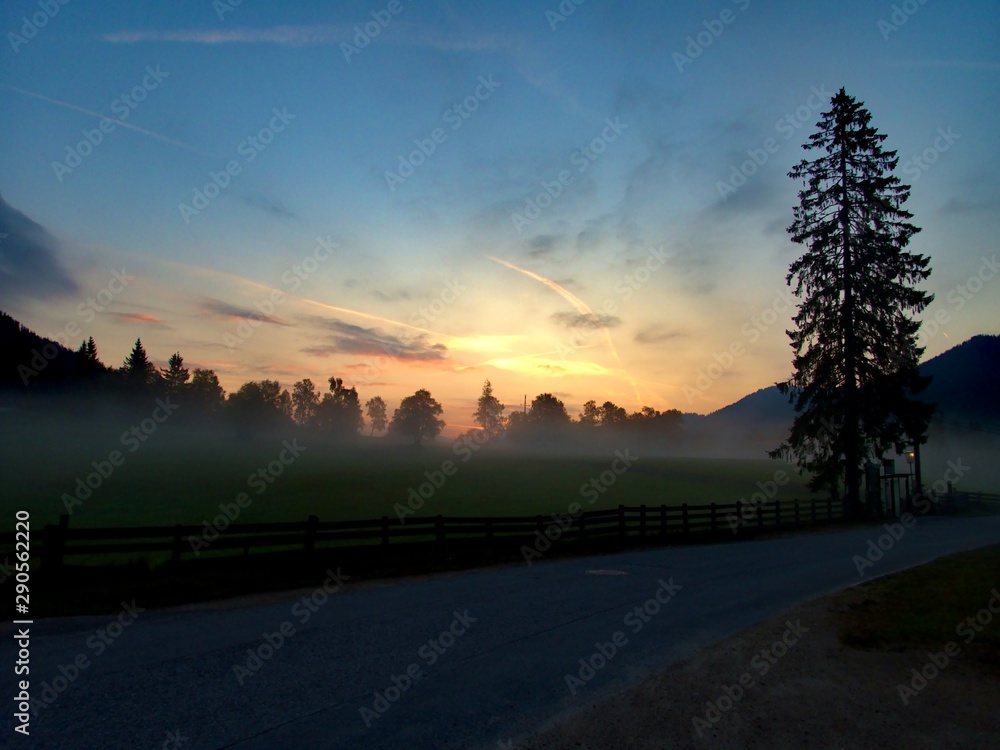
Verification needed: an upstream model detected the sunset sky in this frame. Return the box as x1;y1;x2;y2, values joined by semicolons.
2;0;998;435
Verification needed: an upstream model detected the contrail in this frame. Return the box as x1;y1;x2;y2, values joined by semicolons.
140;255;452;338
299;298;449;338
2;84;210;156
487;255;642;400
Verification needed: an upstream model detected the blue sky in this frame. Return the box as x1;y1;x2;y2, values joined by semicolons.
2;0;998;432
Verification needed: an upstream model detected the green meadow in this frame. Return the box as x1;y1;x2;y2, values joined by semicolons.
2;419;815;530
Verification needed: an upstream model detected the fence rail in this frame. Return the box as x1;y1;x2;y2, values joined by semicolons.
17;497;850;572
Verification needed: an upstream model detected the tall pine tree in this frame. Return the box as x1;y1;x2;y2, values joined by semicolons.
122;338;160;386
770;88;934;515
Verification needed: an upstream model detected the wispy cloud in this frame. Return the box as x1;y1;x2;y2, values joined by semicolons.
108;312;171;330
1;84;208;155
635;325;685;345
237;194;297;220
201;299;291;326
550;311;622;329
305;318;448;361
99;23;515;53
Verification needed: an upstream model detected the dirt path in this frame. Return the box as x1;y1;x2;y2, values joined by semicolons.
525;586;1000;749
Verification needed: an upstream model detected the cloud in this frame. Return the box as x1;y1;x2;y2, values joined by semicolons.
527;234;560;258
0;193;79;303
304;318;447;361
634;325;685;345
550;311;622;329
237;194;297;220
201;299;291;326
370;288;414;303
108;312;171;330
99;23;515;53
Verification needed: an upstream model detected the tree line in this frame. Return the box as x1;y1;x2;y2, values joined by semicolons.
2;327;685;446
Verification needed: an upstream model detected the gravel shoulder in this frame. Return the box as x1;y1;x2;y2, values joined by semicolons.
524;582;1000;749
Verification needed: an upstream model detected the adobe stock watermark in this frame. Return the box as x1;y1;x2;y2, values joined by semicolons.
901;127;960;184
852;459;969;577
554;245;674;360
25;600;144;718
214;0;245;21
189;439;307;555
673;0;751;73
878;0;931;41
232;567;350;685
919;255;998;348
346;278;467;388
341;0;405;62
546;0;586;31
521;449;638;564
564;577;682;695
51;65;170;182
60;397;180;515
725;468;791;533
223;235;339;351
384;74;500;192
17;268;135;385
155;730;188;750
7;0;72;53
717;85;832;201
897;588;1000;705
509;116;628;233
692;619;809;737
178;106;296;223
360;609;477;727
393;428;492;522
683;286;797;403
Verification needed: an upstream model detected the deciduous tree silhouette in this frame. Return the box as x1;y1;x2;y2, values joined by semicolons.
389;389;444;445
472;380;505;438
365;395;388;436
227;380;292;433
188;368;225;415
770;88;934;514
291;379;320;426
314;377;363;438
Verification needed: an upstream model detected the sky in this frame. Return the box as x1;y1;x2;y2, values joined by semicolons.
2;0;998;436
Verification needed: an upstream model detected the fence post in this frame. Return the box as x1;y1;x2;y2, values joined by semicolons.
171;524;184;564
710;503;717;534
811;497;816;523
578;512;587;543
682;503;689;536
775;501;781;528
757;501;764;532
618;505;626;542
828;498;833;520
735;500;742;535
304;515;319;559
794;499;800;526
381;516;389;547
660;505;667;538
640;505;647;538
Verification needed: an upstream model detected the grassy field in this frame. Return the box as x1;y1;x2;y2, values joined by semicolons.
2;419;816;529
838;544;1000;664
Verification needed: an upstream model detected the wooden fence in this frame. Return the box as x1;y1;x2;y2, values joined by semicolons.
32;497;846;572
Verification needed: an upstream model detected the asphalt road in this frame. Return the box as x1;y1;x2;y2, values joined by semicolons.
5;515;1000;750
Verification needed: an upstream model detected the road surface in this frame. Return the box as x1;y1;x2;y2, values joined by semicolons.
5;515;1000;749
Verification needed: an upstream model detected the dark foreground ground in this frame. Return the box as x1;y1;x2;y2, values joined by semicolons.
3;515;999;749
527;545;1000;749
